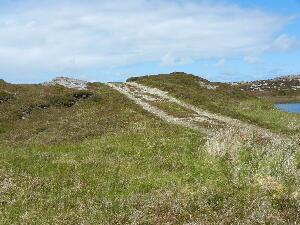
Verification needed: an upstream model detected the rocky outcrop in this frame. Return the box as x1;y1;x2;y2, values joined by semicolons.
43;77;88;90
274;75;300;81
231;75;300;92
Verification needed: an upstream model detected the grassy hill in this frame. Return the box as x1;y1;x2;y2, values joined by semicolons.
0;74;300;224
130;72;300;135
0;80;155;147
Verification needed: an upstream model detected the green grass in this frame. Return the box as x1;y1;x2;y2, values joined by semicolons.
257;95;300;103
0;75;299;224
150;101;196;118
233;99;300;134
133;72;300;135
1;121;299;224
0;82;155;147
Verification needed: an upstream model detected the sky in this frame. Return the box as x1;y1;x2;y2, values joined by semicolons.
0;0;300;83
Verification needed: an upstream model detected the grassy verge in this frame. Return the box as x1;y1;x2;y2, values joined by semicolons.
261;95;300;103
233;99;300;135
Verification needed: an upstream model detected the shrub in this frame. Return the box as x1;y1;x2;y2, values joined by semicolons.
126;76;140;82
73;90;93;100
49;94;76;107
0;90;14;102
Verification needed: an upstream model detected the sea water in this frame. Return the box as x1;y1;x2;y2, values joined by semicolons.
276;103;300;114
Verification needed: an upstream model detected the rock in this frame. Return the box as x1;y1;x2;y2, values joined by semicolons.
43;77;88;90
20;107;34;119
232;74;300;92
274;75;300;81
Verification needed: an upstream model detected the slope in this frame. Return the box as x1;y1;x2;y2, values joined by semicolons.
130;72;300;135
0;80;159;147
0;75;300;224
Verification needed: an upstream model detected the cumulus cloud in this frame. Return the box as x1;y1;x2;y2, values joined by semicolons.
0;0;295;74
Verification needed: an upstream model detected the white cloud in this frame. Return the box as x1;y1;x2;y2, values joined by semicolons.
215;58;226;67
160;53;192;66
0;0;294;74
270;34;299;52
160;53;177;67
244;56;263;64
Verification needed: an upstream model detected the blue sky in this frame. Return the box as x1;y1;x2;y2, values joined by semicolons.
0;0;300;83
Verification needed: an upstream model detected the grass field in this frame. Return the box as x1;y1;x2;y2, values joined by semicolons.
0;74;300;224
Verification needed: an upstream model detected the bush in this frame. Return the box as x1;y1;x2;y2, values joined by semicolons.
49;95;76;107
73;90;93;99
126;76;140;82
0;90;14;102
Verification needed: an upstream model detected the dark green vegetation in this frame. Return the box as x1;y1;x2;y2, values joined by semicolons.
131;72;300;135
1;74;300;224
0;81;150;147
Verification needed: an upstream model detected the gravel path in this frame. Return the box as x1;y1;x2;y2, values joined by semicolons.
107;82;210;134
107;82;291;143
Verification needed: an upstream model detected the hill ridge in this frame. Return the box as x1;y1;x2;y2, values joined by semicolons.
108;81;291;143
